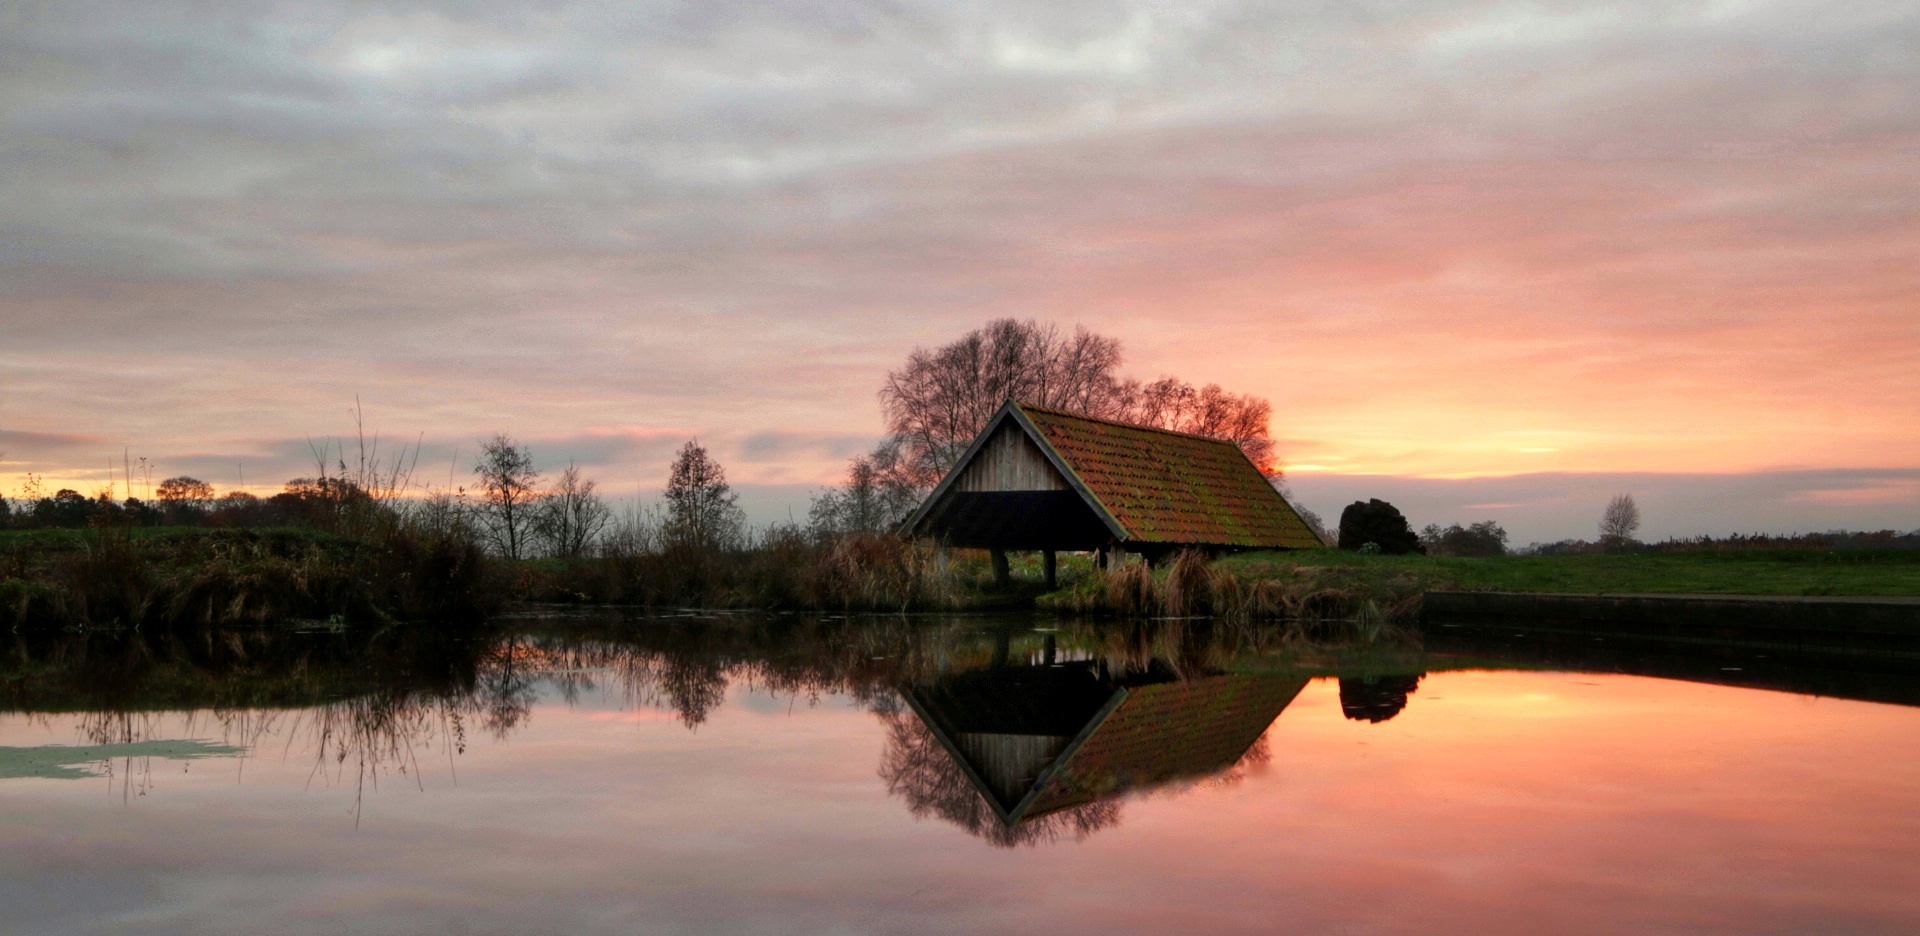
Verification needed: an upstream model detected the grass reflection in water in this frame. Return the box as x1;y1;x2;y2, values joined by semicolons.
1;611;1424;837
10;609;1917;846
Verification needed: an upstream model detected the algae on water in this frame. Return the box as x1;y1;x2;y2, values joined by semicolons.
0;740;247;780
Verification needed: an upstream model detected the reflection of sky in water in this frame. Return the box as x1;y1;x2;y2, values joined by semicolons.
3;671;1920;934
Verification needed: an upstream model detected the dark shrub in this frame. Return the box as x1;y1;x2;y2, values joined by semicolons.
1337;499;1424;554
372;526;505;623
51;524;158;625
120;498;164;526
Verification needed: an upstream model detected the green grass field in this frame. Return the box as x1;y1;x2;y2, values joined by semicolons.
1219;549;1920;597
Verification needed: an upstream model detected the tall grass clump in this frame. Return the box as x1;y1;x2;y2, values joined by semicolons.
1103;560;1155;615
1041;549;1424;639
50;523;157;627
519;521;967;613
1161;549;1213;617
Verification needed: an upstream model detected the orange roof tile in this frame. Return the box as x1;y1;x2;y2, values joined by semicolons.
1015;402;1321;549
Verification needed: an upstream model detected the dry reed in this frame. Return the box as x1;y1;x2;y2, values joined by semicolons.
1045;551;1425;638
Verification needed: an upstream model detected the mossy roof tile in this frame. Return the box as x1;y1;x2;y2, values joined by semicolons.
1016;402;1321;549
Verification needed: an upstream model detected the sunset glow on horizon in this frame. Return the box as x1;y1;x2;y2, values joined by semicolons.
3;0;1916;541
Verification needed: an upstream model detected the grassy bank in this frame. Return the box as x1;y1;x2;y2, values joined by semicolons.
1036;547;1920;623
1;526;1022;629
0;525;502;630
511;534;1050;612
1218;549;1920;597
13;527;1916;632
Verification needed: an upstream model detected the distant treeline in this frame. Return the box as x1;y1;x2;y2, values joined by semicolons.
1523;530;1920;555
0;477;372;531
1340;496;1920;558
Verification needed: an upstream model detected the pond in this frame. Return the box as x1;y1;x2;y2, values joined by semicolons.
3;611;1919;934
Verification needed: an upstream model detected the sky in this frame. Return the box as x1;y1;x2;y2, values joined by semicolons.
2;0;1916;542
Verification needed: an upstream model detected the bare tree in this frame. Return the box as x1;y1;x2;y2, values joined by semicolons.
808;453;922;537
1119;379;1277;473
600;502;665;558
535;462;610;559
473;434;542;560
873;318;1281;495
664;440;744;552
1599;494;1642;549
880;318;1127;488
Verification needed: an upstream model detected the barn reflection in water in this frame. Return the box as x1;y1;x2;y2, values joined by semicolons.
880;635;1306;847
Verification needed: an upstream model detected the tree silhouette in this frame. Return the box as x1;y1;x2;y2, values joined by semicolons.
873;699;1121;848
1600;493;1642;550
872;317;1280;494
1419;520;1509;557
473;434;542;560
535;462;608;558
664;440;744;552
155;476;215;520
807;453;921;536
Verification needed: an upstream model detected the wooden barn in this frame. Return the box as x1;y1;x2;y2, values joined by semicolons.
899;400;1322;582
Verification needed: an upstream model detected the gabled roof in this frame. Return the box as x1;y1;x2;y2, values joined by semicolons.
903;400;1322;549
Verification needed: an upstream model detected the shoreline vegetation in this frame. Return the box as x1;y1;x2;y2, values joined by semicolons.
4;522;1918;632
0;524;499;631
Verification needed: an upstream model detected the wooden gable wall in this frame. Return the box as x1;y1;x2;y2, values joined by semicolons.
954;420;1068;492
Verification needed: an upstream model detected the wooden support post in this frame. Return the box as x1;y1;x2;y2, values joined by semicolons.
1042;550;1057;590
991;548;1011;587
1043;633;1057;666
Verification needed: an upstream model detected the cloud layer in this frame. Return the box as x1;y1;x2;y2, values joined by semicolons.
2;0;1916;535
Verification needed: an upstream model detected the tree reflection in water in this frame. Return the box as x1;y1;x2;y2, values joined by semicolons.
3;612;1350;837
1338;673;1425;723
874;692;1123;847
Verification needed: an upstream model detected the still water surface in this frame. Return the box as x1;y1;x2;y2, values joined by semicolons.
3;612;1918;934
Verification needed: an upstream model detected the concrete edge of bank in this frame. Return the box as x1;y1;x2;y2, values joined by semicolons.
1421;590;1920;657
